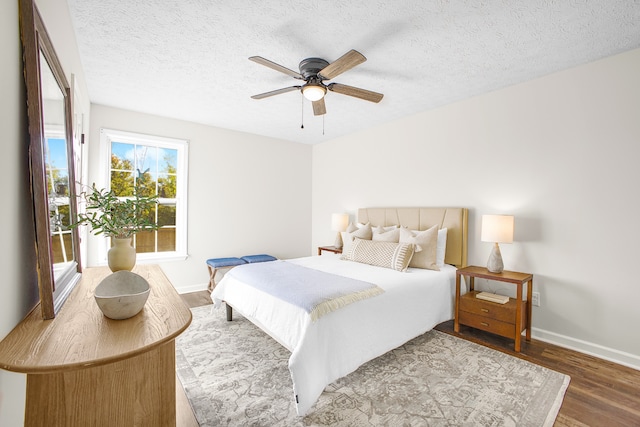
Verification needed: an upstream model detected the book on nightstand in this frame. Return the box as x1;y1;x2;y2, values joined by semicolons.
476;292;509;304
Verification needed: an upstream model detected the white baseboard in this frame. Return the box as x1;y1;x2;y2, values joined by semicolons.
176;282;209;294
532;327;640;371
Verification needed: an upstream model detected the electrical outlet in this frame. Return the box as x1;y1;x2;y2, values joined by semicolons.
531;291;540;307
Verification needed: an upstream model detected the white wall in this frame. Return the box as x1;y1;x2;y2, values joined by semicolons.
0;0;91;424
0;2;31;425
87;105;313;292
312;48;640;369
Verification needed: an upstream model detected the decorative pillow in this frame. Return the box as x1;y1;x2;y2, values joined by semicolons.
372;225;400;243
341;222;372;253
358;223;396;231
341;238;415;272
402;227;447;266
437;228;448;267
399;225;439;271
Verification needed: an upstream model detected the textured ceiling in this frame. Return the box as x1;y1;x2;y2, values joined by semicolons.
66;0;640;145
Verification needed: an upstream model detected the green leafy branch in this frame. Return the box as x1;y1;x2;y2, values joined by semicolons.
71;183;160;239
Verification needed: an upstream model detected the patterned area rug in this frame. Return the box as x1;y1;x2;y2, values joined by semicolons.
176;305;570;426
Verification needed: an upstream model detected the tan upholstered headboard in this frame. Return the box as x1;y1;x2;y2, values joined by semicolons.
357;207;468;268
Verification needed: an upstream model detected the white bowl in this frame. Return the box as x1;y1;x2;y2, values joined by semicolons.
94;271;150;320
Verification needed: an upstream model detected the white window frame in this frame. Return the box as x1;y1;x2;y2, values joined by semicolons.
99;128;189;264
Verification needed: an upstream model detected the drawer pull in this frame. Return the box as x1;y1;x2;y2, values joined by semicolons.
481;308;489;313
481;322;489;326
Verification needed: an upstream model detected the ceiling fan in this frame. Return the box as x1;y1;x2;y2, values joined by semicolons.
249;49;384;116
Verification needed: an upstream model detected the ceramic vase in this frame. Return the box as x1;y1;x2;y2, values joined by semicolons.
486;242;504;273
108;237;136;272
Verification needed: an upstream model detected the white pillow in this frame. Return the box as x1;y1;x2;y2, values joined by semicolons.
399;225;439;271
341;222;372;253
437;228;448;267
372;225;400;243
358;223;395;230
400;227;447;267
341;238;415;272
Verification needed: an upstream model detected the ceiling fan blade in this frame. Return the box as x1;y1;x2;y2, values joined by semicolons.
312;98;326;116
318;49;366;80
251;86;301;99
249;56;303;80
327;83;383;103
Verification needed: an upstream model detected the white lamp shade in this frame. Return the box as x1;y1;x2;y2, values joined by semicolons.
302;84;326;101
481;215;514;243
331;213;349;232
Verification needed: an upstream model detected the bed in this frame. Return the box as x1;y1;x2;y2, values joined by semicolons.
210;207;468;415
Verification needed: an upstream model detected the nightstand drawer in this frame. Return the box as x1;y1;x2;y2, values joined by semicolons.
458;311;516;339
459;293;516;323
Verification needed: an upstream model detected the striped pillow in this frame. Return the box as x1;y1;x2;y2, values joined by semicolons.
341;238;415;272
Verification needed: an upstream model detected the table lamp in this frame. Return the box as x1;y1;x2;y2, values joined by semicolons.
481;214;514;273
332;213;349;248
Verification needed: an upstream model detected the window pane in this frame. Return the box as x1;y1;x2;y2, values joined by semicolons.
134;230;155;254
47;137;68;167
140;203;157;225
158;173;176;198
136;170;157;197
159;147;177;174
110;170;134;196
158;203;176;227
158;228;175;252
51;233;73;264
57;204;70;227
111;142;134;171
135;145;157;176
46;138;70;198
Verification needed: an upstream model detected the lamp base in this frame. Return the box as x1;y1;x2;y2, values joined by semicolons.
487;243;504;273
334;232;343;249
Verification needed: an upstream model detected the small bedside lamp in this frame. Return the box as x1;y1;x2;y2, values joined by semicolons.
481;214;514;273
332;213;349;249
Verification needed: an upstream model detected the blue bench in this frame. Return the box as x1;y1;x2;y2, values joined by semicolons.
241;254;277;264
206;254;277;291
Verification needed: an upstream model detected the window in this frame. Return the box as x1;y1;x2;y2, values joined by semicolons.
99;128;188;263
46;131;73;267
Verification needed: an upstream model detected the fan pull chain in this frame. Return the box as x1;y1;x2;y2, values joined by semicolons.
300;93;304;129
322;114;325;135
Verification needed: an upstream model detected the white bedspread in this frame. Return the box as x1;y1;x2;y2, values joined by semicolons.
211;253;460;416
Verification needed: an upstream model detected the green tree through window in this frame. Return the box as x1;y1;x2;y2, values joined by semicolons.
101;128;188;261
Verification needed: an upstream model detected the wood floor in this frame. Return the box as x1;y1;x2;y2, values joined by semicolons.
179;291;640;426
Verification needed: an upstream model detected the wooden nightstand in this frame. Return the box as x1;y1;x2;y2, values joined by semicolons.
455;265;533;352
318;245;343;255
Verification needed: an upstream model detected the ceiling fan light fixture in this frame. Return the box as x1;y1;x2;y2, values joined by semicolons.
302;84;326;101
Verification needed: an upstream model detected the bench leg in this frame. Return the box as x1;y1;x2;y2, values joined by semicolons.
207;266;218;292
225;303;233;321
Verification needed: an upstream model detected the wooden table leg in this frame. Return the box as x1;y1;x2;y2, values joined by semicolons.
515;282;523;352
454;273;461;333
526;278;533;341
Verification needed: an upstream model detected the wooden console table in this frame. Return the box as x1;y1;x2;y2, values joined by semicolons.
0;265;192;426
